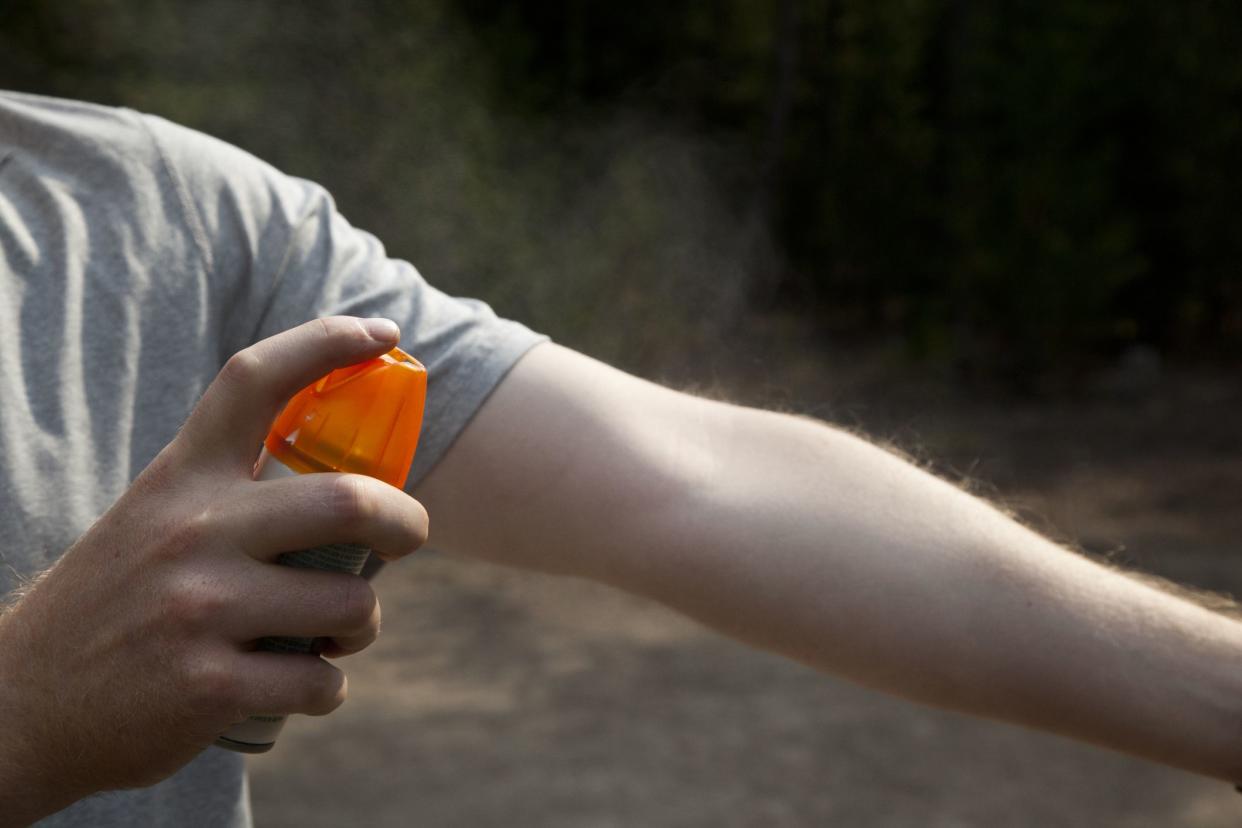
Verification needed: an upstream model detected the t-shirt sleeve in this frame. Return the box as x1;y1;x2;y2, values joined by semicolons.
139;113;547;489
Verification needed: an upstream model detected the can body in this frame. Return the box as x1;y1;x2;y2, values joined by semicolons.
213;450;372;753
212;346;426;754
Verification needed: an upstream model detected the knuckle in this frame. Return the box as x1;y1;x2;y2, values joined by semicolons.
331;475;378;527
220;348;264;389
182;655;239;711
338;576;378;631
158;508;215;561
377;498;428;561
310;316;337;348
304;664;347;716
164;571;227;630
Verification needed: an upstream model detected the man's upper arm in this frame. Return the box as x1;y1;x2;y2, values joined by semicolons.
415;342;729;584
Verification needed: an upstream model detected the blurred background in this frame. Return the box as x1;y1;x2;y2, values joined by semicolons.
4;1;1242;824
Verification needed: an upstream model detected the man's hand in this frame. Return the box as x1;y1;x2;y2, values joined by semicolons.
0;317;429;824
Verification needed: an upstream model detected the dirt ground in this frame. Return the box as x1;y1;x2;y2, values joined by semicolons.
247;343;1242;827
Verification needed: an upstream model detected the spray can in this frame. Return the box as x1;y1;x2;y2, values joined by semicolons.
214;346;427;753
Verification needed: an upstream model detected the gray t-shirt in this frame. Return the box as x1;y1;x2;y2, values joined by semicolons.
0;91;545;826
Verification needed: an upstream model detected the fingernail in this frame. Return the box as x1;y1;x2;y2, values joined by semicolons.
363;318;399;343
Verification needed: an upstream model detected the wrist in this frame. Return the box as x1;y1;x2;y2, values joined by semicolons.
1084;601;1242;784
0;611;79;825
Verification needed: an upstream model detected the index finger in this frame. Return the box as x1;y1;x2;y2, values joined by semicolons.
182;316;401;469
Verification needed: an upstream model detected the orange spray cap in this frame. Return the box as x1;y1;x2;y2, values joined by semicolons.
263;347;427;489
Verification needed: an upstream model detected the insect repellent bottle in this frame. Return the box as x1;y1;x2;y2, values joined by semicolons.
214;346;427;754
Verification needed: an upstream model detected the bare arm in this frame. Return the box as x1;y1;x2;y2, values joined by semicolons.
418;343;1242;782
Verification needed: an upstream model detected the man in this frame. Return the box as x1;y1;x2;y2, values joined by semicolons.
1;91;1240;826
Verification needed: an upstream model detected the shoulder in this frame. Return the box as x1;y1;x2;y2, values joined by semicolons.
137;110;326;245
0;90;145;148
0;91;324;258
0;92;201;283
0;91;166;203
0;93;334;355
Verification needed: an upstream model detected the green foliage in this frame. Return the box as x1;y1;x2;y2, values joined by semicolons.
778;0;1241;377
3;0;1240;381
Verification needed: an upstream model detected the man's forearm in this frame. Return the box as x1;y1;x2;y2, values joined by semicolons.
418;343;1242;782
603;407;1242;782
